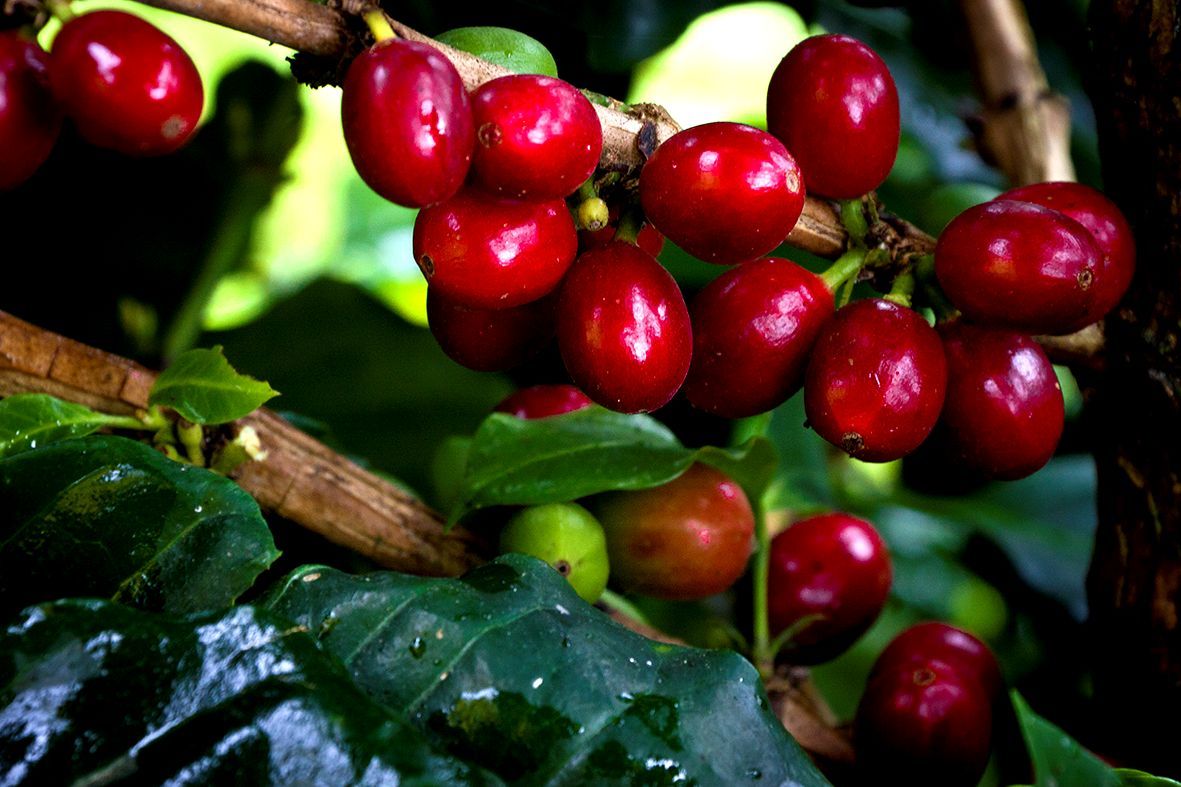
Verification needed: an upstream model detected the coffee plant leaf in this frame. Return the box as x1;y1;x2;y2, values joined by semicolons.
149;345;278;425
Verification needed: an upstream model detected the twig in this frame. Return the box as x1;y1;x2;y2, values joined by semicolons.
0;309;490;577
960;0;1075;184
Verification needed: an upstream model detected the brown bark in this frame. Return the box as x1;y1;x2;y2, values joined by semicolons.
1086;1;1181;773
0;310;490;577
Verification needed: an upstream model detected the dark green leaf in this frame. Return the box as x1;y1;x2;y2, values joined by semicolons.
452;407;777;521
893;456;1096;619
211;280;512;495
767;393;835;510
266;554;829;786
0;600;501;786
150;345;278;424
1115;769;1181;786
0;435;279;617
1012;692;1119;787
0;394;136;459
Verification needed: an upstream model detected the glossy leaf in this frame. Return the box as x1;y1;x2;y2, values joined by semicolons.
266;554;829;786
1116;770;1181;786
0;600;501;786
1012;692;1119;787
894;456;1096;619
436;26;559;76
149;345;278;424
0;393;136;459
451;407;776;522
0;435;279;617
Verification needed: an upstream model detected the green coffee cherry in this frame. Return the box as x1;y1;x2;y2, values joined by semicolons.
435;26;559;77
499;503;609;603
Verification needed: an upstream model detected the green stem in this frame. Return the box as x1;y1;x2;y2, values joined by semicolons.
160;169;280;362
818;247;867;293
363;9;396;42
839;198;870;247
598;589;651;627
751;504;773;678
575;178;609;231
614;203;643;246
44;0;74;21
177;421;205;467
884;270;915;308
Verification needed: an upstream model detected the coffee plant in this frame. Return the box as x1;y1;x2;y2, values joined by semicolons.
1;0;1178;784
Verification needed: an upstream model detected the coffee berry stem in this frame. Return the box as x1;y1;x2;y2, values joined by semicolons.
575;178;610;231
598;588;652;627
839;197;871;246
819;247;868;292
613;203;644;245
362;8;395;42
883;270;915;308
751;503;775;678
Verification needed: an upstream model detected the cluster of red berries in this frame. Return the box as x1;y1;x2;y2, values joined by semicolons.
347;28;1135;486
0;10;203;189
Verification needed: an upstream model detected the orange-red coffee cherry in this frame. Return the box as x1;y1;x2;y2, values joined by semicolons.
685;257;833;418
470;74;602;200
557;242;692;413
639;121;805;264
870;622;1003;701
341;38;473;208
426;289;554;372
938;321;1064;480
413;186;578;309
0;32;60;189
767;513;891;664
767;34;899;199
804;299;947;462
998;181;1135;328
935;200;1102;335
595;463;754;600
494;384;593;419
48;10;203;156
855;656;994;787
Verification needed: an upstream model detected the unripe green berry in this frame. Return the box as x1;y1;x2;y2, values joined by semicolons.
499;503;610;603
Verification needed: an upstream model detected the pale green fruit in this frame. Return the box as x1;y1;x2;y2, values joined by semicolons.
499;503;609;603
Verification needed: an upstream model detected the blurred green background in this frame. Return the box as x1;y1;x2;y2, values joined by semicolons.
0;0;1104;770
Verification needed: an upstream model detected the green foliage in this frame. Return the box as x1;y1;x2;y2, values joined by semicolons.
1012;692;1119;787
212;280;511;495
436;26;559;76
0;600;501;786
451;407;776;522
0;394;138;459
265;554;829;786
149;345;279;424
0;436;278;617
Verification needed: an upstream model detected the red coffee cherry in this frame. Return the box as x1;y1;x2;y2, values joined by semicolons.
935;200;1102;335
855;657;994;787
48;10;203;156
685;257;833;418
557;242;692;413
998;181;1135;327
494;384;593;419
870;622;1003;701
595;463;754;600
341;38;473;208
470;74;602;200
639;121;805;264
804;299;947;462
768;513;891;664
426;289;554;372
767;34;899;199
0;32;60;189
414;186;578;309
938;321;1064;480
